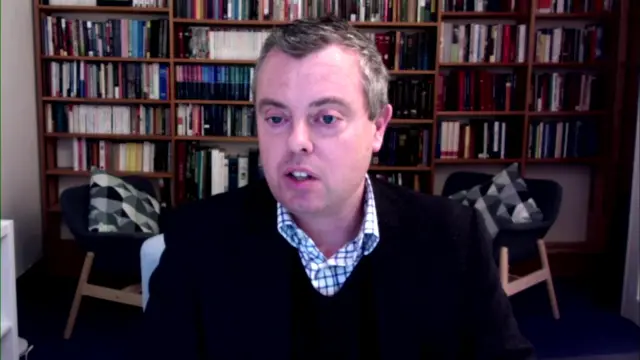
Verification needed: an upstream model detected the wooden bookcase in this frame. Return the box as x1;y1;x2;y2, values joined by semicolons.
32;0;631;276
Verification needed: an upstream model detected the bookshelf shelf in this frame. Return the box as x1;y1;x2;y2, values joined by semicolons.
175;136;257;143
435;159;521;165
439;62;528;67
42;97;170;105
441;11;526;19
390;70;437;75
532;62;607;68
38;5;169;13
42;55;171;63
44;133;172;140
173;58;255;65
33;0;630;276
526;158;601;164
369;165;431;172
391;119;434;124
172;18;438;28
438;111;526;116
175;100;252;105
535;12;609;20
528;111;607;117
45;169;172;178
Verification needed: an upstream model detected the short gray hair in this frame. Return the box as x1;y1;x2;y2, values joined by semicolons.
252;15;389;121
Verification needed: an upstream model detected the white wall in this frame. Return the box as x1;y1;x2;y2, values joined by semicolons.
1;0;43;277
621;78;640;326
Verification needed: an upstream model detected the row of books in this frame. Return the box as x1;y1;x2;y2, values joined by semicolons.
537;0;615;14
439;23;527;64
390;77;435;119
176;143;261;202
442;0;614;13
175;65;254;101
534;25;604;64
530;72;601;112
174;0;260;20
45;61;170;100
437;70;521;112
435;118;597;160
441;0;520;12
174;0;436;22
176;104;255;137
46;103;170;134
42;97;604;139
67;138;171;172
528;120;598;159
40;0;616;15
41;17;170;58
176;27;268;60
41;18;608;69
373;128;431;167
436;119;519;160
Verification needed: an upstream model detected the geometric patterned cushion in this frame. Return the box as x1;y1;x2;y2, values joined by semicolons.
88;169;161;234
448;162;544;241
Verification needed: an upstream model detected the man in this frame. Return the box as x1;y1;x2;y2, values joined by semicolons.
142;15;535;360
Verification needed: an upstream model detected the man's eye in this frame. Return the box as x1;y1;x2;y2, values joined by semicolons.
267;116;284;124
320;115;337;125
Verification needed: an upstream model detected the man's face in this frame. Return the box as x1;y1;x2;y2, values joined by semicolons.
255;44;392;216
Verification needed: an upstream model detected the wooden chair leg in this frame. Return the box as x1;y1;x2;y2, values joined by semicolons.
499;246;509;292
64;252;95;339
537;240;560;320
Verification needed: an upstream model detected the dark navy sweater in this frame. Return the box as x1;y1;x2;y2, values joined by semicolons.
141;179;536;360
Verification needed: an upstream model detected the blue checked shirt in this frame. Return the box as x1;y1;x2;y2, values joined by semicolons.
277;175;380;296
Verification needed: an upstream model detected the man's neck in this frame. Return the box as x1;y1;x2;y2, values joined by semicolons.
292;179;367;258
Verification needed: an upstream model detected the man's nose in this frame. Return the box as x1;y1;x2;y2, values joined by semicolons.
287;120;314;154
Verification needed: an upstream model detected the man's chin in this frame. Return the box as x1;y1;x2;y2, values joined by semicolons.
278;196;326;215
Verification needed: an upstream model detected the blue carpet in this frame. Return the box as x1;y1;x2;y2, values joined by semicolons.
509;281;640;358
15;266;640;359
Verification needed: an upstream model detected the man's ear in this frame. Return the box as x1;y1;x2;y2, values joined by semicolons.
372;104;393;153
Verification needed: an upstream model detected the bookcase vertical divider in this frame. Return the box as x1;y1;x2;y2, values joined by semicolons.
168;0;177;205
31;0;51;259
429;0;444;194
521;0;539;176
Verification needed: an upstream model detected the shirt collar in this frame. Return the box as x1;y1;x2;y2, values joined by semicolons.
277;174;379;255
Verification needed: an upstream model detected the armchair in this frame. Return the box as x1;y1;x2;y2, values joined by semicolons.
442;171;562;319
60;176;161;339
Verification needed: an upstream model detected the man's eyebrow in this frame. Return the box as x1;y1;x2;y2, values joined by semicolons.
309;96;351;109
256;98;288;110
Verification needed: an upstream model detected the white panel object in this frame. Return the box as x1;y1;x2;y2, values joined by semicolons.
1;220;19;360
621;79;640;327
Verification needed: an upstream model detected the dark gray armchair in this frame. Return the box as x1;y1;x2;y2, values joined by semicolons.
442;171;563;319
59;176;161;339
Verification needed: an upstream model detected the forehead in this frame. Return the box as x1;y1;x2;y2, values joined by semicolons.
255;45;363;105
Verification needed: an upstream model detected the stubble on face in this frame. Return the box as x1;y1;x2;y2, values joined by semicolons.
254;45;387;218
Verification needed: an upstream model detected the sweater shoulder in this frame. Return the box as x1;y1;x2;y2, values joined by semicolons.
371;179;477;254
163;181;274;248
372;179;472;222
